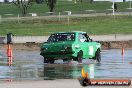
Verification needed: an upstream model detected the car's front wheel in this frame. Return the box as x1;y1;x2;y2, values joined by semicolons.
95;50;101;63
77;51;83;63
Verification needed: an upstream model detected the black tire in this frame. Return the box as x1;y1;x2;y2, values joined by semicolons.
44;57;48;63
95;50;101;63
44;57;54;64
49;59;55;64
77;51;83;63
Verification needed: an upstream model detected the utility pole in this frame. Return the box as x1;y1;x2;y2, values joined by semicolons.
129;0;131;9
112;0;115;15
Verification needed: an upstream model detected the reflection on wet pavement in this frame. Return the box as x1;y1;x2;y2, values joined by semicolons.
0;49;132;81
44;64;82;80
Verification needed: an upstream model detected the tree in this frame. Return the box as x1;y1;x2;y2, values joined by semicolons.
45;0;56;15
13;0;33;16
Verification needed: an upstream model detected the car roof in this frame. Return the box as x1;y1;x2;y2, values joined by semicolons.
52;31;86;34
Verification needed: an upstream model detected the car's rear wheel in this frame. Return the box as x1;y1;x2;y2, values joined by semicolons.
49;59;55;64
44;57;55;64
95;50;101;63
44;58;48;63
77;51;83;63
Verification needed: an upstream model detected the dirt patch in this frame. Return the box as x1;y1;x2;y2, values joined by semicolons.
0;41;132;50
0;43;41;50
101;41;132;49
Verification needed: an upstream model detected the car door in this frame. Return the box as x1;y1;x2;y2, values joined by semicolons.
84;34;97;58
78;33;95;58
78;33;89;58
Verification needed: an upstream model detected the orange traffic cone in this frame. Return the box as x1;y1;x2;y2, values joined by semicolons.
121;47;124;56
7;44;13;66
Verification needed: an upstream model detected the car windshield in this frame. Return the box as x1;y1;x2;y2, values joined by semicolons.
47;33;75;42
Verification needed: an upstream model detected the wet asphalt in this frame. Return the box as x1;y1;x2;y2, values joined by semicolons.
0;49;132;81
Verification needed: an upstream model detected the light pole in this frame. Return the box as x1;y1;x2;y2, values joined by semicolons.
64;11;71;25
129;0;132;15
112;0;115;15
129;0;132;9
127;0;132;15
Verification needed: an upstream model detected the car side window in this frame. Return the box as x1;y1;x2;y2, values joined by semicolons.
79;33;87;42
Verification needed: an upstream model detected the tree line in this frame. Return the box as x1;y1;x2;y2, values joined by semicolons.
12;0;96;16
13;0;56;16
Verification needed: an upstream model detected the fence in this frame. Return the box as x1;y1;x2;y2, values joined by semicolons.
0;11;132;25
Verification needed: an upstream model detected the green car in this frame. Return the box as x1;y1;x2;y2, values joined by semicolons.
40;31;101;63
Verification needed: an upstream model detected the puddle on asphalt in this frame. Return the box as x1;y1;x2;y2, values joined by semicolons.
0;49;132;81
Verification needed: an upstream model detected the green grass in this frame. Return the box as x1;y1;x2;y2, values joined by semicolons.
0;16;132;36
0;1;132;36
0;1;131;16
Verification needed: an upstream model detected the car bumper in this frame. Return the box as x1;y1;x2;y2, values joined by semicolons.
40;51;74;58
